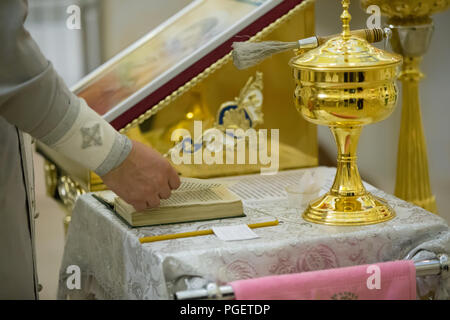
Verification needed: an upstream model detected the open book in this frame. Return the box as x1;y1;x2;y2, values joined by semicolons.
114;178;244;227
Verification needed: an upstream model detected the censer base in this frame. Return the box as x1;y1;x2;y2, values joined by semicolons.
302;192;395;226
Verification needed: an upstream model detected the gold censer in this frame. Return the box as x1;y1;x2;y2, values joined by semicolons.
290;0;402;225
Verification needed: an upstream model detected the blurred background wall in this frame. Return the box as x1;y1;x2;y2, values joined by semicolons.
24;0;449;299
98;0;192;61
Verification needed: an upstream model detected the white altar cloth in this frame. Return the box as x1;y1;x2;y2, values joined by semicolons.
57;167;450;300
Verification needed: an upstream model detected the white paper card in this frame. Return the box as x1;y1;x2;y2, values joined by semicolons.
212;224;260;241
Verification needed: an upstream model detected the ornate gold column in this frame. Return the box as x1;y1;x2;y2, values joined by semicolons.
360;0;449;213
395;55;436;212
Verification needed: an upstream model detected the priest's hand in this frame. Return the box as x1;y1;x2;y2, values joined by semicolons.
101;140;181;211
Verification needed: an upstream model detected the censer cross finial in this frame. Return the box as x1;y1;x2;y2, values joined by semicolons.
341;0;352;40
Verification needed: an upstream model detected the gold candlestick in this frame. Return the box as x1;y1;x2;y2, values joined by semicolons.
360;1;449;213
289;0;402;225
395;55;437;212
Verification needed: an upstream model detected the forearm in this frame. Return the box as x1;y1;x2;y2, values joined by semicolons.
0;0;131;176
42;97;132;176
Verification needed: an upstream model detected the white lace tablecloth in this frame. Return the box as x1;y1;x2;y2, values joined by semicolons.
57;167;450;300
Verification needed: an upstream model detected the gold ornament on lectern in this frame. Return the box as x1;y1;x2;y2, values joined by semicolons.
289;0;402;225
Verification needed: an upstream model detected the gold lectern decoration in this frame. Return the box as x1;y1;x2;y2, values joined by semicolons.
168;71;264;157
360;0;449;213
216;71;264;131
289;0;402;225
166;72;288;178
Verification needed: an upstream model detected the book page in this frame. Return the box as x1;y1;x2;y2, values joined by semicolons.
227;171;308;201
159;185;238;207
175;177;225;192
115;183;240;214
220;168;335;203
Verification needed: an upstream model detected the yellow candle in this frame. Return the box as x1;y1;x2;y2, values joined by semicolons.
139;220;279;244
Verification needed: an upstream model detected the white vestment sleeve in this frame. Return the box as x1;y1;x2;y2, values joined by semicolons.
41;98;132;176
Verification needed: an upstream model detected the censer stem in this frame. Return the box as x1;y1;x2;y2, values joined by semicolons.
330;126;366;197
300;125;395;225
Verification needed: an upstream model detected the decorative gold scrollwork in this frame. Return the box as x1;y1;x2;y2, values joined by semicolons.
216;71;264;130
57;176;85;211
44;160;58;197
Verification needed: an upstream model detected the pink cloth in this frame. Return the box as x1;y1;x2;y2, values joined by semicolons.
230;260;416;300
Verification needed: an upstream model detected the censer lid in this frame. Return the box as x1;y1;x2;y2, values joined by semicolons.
290;0;402;71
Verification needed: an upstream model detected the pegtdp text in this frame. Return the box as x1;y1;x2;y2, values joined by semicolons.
179;304;271;317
